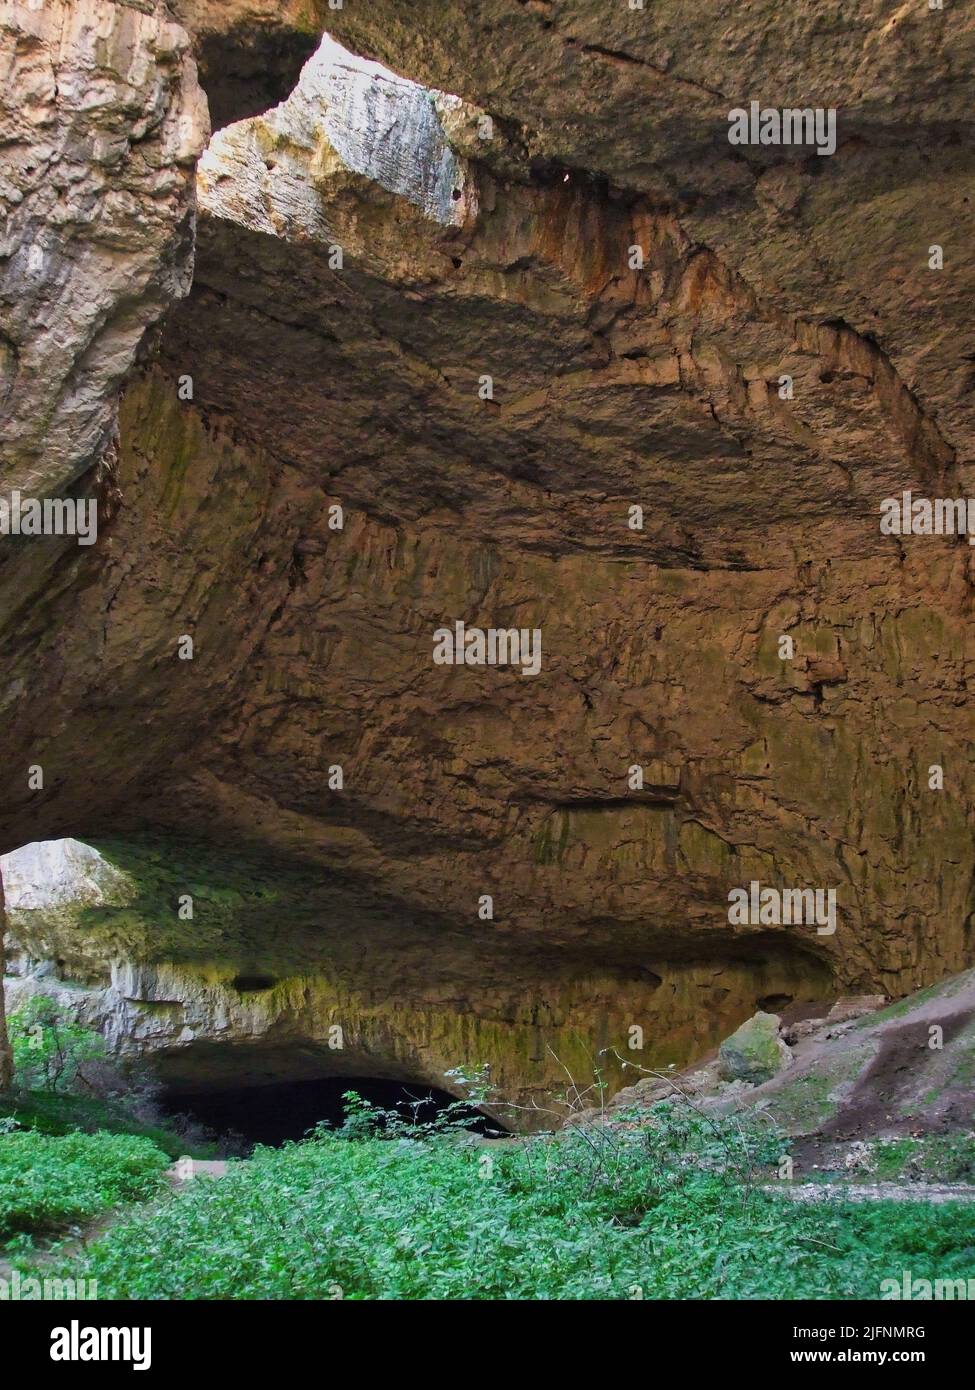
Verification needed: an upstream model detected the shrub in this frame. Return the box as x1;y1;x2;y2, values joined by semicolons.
9;996;105;1094
0;1130;170;1242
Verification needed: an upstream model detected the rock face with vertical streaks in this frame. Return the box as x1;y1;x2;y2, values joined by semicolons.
0;0;207;495
1;6;973;1112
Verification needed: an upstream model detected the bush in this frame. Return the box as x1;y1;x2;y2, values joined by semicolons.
0;1130;170;1242
0;1090;221;1160
9;996;105;1094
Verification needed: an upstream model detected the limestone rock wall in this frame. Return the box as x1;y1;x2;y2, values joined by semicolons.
0;0;208;496
1;836;829;1127
1;9;973;1101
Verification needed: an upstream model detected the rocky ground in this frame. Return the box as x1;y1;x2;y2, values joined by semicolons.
584;967;975;1190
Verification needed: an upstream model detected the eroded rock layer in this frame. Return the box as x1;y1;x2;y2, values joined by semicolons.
2;837;828;1127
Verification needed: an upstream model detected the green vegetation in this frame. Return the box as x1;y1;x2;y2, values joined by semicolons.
870;1135;975;1184
1;992;217;1161
0;1131;169;1242
0;992;223;1253
763;1044;874;1133
9;994;104;1093
4;1033;973;1300
24;1098;975;1300
0;1090;217;1161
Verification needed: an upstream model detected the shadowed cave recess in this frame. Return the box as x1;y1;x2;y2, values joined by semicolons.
1;2;974;1143
158;1075;506;1149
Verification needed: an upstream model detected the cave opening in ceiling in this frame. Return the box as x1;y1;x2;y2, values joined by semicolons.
158;1073;509;1151
195;29;479;239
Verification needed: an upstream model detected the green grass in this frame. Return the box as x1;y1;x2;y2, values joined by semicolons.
871;1135;975;1183
0;1091;218;1161
28;1113;975;1300
0;1131;170;1243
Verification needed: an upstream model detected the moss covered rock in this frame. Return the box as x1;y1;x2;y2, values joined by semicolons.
718;1011;793;1085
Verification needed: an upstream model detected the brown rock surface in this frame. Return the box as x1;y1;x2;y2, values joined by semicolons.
1;7;973;1103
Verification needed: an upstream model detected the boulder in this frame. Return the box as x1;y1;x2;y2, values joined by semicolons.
718;1012;793;1085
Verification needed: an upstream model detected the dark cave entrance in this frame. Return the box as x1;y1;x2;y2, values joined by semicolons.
159;1075;508;1150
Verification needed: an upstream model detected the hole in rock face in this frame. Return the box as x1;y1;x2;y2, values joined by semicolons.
756;993;794;1012
232;973;276;993
160;1076;507;1150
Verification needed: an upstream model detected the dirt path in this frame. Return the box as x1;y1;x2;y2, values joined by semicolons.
166;1158;231;1181
0;1156;237;1282
704;970;975;1175
761;1182;975;1203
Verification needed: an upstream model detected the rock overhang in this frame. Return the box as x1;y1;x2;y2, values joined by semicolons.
1;2;974;1102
